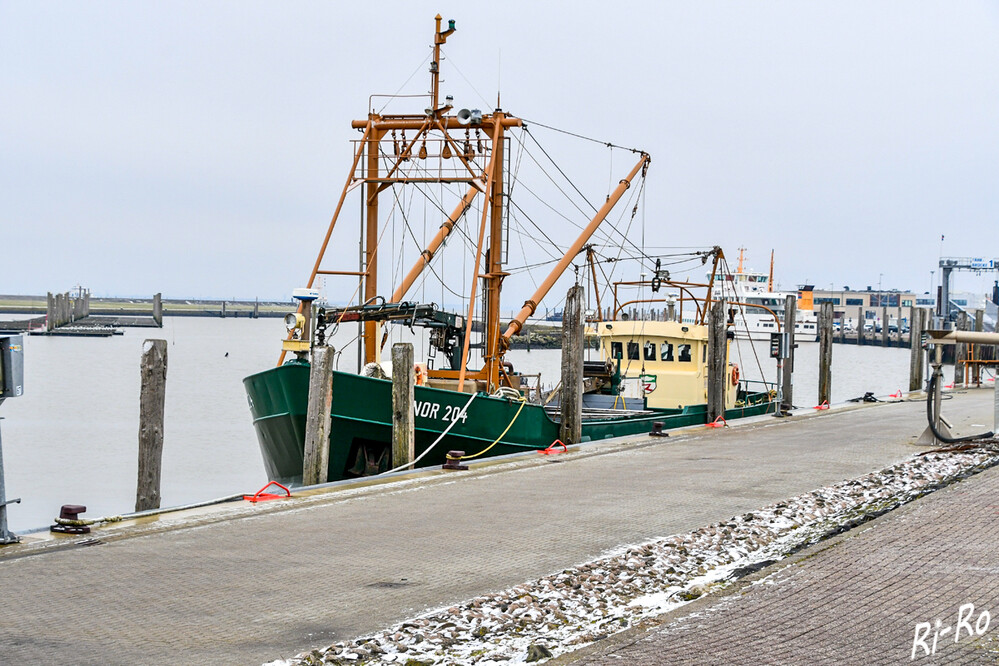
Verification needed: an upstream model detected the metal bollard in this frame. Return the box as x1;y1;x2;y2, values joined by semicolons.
0;418;22;545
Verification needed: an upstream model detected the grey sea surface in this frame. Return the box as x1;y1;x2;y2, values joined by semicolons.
2;318;926;532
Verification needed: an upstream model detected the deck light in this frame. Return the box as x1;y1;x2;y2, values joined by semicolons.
285;313;305;333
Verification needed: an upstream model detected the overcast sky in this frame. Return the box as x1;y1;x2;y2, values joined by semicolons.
2;1;998;303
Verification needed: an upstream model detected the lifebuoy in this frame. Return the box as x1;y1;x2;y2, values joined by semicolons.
414;363;428;386
730;364;740;386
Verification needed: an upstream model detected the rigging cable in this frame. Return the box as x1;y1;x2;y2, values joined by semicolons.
521;127;659;271
386;182;469;301
521;117;646;154
377;51;433;114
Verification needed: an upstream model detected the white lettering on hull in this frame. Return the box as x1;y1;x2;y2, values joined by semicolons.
413;400;468;424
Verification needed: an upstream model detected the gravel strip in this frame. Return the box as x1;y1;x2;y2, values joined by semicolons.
266;446;999;666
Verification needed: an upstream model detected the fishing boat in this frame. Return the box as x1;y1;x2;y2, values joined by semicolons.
243;17;779;485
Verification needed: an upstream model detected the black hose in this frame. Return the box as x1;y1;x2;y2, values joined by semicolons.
925;373;994;443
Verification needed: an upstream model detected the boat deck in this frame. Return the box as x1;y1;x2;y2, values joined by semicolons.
543;405;658;421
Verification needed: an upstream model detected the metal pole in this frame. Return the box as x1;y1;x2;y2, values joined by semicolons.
0;419;21;544
933;345;943;442
781;295;795;412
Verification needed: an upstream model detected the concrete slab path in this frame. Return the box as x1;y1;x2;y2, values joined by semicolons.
0;390;994;665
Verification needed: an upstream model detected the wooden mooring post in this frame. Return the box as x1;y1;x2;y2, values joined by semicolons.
302;345;335;485
881;306;890;347
136;339;167;512
954;311;970;386
152;293;163;327
818;302;833;406
973;310;984;385
909;307;925;392
781;295;796;412
559;285;584;445
391;343;415;470
706;299;726;423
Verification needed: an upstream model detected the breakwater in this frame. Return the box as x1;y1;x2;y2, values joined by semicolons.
0;294;289;319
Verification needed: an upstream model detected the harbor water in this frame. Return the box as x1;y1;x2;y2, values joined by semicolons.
2;317;932;532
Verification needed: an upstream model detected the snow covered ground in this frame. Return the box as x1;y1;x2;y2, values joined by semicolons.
267;447;998;666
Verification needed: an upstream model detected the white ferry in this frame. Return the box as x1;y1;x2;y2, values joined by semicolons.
710;249;818;342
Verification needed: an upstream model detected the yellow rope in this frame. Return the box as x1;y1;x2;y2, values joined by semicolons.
459;399;527;460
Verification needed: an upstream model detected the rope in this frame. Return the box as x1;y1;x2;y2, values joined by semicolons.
379;392;478;475
53;515;123;527
460;398;527;460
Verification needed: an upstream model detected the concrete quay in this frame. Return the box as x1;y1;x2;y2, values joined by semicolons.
0;389;995;665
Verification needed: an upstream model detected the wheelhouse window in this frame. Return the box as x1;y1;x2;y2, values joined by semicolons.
644;341;656;361
611;341;623;359
661;342;674;362
627;342;640;360
678;344;692;362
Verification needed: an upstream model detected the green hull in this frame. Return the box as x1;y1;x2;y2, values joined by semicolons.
243;362;777;485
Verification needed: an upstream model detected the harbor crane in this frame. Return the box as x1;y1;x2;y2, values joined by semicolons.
938;256;999;320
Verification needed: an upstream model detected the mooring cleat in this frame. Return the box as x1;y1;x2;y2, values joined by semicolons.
51;504;91;534
649;422;669;437
442;451;468;471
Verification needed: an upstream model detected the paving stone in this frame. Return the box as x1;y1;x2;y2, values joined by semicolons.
567;461;999;665
0;391;993;664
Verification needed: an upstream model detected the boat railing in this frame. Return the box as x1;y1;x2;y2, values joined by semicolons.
352;136;488;184
740;378;777;395
611;281;710;324
517;372;543;404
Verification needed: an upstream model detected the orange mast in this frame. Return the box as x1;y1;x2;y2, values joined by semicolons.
285;17;644;392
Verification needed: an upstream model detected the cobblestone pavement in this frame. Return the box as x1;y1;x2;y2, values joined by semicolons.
0;390;994;665
562;459;999;665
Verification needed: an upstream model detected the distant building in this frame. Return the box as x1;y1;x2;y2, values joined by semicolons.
807;286;996;332
806;287;931;329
